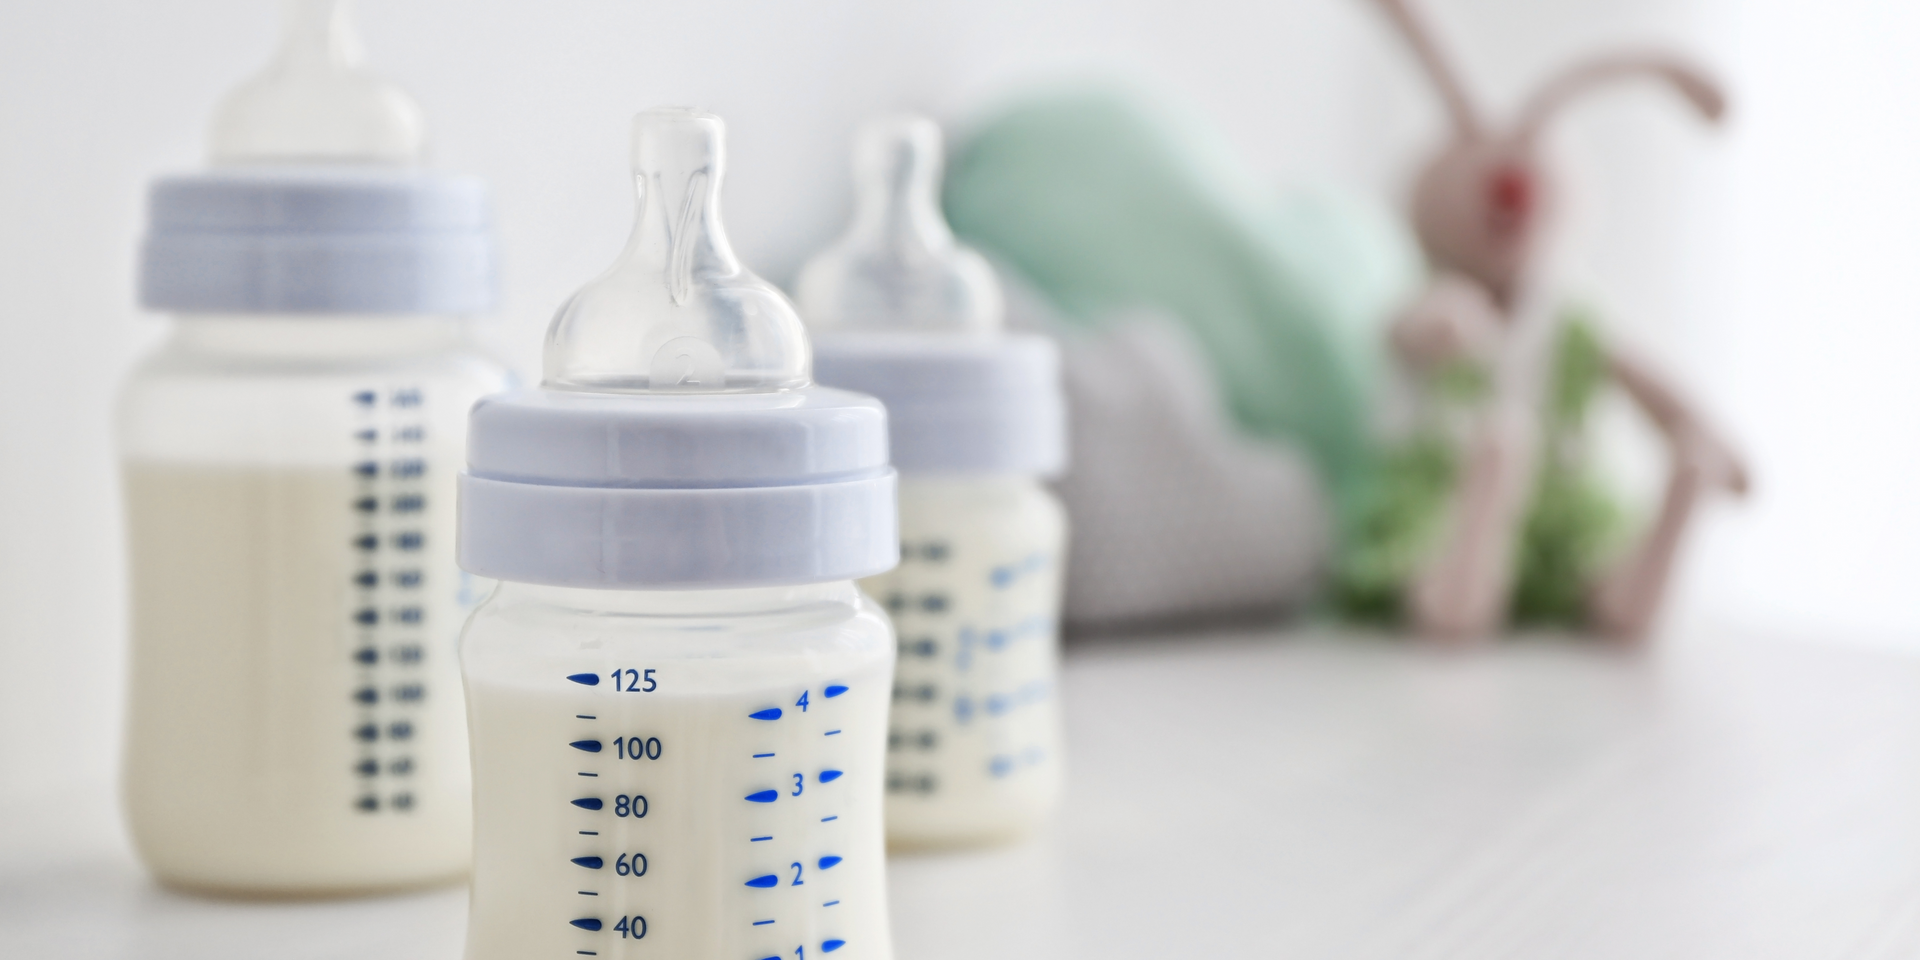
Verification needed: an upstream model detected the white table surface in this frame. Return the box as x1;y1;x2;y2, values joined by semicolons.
7;627;1920;959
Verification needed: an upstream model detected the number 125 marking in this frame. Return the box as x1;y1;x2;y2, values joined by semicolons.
612;669;657;692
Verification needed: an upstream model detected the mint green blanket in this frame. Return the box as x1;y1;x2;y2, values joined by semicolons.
943;88;1422;508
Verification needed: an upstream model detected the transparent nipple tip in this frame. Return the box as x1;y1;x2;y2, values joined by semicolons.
209;0;425;164
796;113;1002;334
541;109;811;394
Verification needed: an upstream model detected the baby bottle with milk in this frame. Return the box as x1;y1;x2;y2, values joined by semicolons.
457;109;899;960
796;116;1068;848
118;0;510;895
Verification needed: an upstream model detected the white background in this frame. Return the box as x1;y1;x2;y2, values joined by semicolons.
0;0;1906;803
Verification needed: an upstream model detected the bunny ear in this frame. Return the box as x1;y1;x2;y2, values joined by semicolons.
1371;0;1483;137
1516;54;1726;143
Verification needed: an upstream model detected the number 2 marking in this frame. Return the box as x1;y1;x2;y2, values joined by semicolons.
790;862;804;886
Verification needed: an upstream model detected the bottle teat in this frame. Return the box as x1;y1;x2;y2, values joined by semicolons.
208;0;425;164
796;115;1002;333
542;109;811;394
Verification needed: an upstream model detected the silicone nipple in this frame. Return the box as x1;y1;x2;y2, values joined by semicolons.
208;0;425;163
796;115;1002;333
542;109;811;394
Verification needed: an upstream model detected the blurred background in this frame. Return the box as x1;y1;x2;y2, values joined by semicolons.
0;0;1908;809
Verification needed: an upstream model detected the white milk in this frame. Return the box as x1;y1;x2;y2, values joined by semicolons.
461;584;895;960
122;457;477;893
866;476;1067;847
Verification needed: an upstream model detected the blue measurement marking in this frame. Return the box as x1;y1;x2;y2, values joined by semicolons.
579;831;598;835
750;707;782;721
576;714;596;719
578;772;598;777
824;900;840;907
745;874;779;888
824;684;849;698
819;769;843;783
820;816;838;823
753;752;775;759
572;798;603;810
824;729;842;736
818;856;842;870
750;836;773;842
579;891;597;896
571;740;602;753
572;857;604;869
823;939;846;952
745;790;778;803
752;919;775;926
568;673;600;686
570;918;602;931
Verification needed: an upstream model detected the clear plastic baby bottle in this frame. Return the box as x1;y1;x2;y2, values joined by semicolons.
457;109;900;960
796;115;1069;848
117;0;510;895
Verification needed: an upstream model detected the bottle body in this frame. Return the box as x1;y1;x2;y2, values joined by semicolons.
869;475;1066;847
460;580;896;960
117;314;511;895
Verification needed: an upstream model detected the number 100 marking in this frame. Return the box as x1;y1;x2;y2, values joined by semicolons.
616;737;663;760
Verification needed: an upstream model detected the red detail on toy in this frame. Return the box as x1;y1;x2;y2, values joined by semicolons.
1485;165;1533;236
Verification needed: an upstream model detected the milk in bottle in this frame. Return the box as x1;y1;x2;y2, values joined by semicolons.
118;0;509;895
797;116;1069;848
457;109;900;960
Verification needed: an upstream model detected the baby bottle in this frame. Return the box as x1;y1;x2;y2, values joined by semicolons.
457;109;899;960
796;115;1068;848
118;0;510;895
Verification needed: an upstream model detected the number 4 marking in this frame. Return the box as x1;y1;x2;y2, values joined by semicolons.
796;690;809;712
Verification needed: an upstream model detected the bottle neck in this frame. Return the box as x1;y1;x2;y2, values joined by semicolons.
488;579;864;618
166;313;469;361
